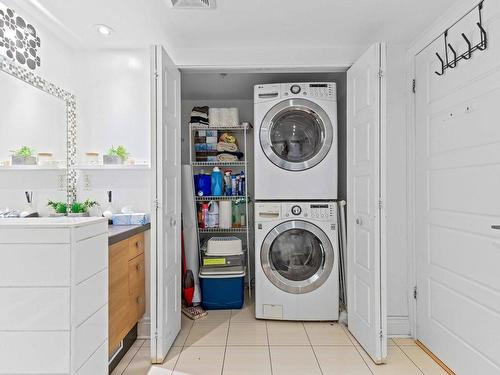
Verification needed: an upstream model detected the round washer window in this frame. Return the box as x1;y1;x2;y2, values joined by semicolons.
270;228;324;281
269;109;325;163
260;98;333;171
260;220;334;294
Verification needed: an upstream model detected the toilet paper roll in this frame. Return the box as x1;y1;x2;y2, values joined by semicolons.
219;200;232;229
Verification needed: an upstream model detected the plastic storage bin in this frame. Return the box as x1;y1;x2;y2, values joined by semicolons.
199;266;245;310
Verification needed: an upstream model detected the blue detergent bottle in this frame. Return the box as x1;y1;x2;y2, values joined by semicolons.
211;167;223;196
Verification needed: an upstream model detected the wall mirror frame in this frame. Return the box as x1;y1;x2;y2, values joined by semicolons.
0;54;77;205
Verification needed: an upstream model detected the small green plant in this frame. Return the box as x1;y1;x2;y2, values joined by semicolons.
47;200;68;214
70;199;99;213
48;199;99;214
107;145;129;161
10;146;35;157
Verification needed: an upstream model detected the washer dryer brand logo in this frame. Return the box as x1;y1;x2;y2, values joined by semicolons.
0;7;41;70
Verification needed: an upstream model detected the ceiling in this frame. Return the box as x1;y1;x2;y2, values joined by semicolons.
9;0;458;63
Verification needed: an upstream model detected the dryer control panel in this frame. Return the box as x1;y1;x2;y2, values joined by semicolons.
282;202;336;221
282;82;336;100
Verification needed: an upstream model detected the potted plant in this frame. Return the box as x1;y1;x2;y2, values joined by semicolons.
10;146;37;165
104;145;129;165
47;199;99;217
47;200;68;217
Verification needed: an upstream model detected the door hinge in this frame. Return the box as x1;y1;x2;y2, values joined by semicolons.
378;69;384;78
413;286;417;299
153;199;160;209
379;329;383;339
154;71;159;80
378;199;383;209
412;79;416;93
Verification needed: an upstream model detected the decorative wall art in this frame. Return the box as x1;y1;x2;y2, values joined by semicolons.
0;6;41;70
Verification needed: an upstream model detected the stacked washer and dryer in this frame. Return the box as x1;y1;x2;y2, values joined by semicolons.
254;82;339;321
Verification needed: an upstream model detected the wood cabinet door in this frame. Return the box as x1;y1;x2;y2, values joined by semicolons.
129;253;146;322
108;240;130;352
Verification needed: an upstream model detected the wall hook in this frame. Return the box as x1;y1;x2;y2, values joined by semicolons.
448;44;458;68
435;53;445;76
477;22;487;50
461;33;472;59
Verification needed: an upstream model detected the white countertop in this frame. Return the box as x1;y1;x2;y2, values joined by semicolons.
0;216;108;227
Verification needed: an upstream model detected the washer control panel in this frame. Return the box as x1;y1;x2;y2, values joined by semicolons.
282;82;336;100
282;202;336;221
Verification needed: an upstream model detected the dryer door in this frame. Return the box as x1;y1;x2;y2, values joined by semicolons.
261;220;334;294
260;98;333;171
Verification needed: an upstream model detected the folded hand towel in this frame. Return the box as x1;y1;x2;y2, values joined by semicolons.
219;133;236;144
217;142;238;152
217;153;239;162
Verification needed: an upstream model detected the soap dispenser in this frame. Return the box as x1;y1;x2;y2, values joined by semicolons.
20;191;39;218
102;190;114;220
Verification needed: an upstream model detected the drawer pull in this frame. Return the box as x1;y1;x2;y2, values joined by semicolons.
135;241;141;248
136;296;144;304
136;264;142;272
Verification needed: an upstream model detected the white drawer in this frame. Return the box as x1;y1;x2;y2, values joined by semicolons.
0;244;70;286
75;269;108;326
74;221;107;242
76;340;108;375
74;304;107;371
0;287;69;331
0;331;70;374
0;227;70;244
74;233;108;284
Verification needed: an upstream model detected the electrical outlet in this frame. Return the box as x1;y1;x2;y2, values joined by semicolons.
83;174;91;190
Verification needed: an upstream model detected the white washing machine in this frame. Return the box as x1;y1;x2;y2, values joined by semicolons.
255;201;339;321
254;82;338;200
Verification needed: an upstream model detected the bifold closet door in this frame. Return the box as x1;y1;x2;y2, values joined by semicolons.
415;2;500;373
150;45;182;364
347;43;387;364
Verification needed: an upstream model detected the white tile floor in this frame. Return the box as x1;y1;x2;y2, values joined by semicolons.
112;299;448;375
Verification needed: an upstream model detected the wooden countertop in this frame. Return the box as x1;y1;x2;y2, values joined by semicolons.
108;223;151;245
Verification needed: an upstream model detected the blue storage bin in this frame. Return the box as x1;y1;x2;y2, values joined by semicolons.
199;266;245;310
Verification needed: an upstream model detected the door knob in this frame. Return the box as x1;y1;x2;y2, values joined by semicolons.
492;225;500;230
170;218;177;227
356;218;363;225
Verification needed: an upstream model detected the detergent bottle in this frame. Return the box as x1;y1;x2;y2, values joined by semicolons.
211;167;223;196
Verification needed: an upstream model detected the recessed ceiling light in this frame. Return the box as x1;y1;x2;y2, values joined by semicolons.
94;24;113;36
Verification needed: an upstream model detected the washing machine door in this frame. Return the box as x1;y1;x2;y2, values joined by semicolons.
261;220;334;294
260;98;333;171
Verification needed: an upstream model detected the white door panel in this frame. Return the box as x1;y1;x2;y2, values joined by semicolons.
151;45;181;364
415;2;500;373
347;43;387;364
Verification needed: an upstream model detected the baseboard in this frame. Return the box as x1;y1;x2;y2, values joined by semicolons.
137;317;151;339
387;316;411;337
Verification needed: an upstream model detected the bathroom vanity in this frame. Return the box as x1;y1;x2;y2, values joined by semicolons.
0;217;108;375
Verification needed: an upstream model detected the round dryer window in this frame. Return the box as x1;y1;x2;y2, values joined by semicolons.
261;220;334;294
260;98;333;171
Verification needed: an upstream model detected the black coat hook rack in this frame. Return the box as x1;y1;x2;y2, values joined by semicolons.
435;1;487;76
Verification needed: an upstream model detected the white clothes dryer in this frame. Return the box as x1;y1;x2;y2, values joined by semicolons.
255;201;339;321
254;83;338;200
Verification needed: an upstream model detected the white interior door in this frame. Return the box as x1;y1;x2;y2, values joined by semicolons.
347;43;387;364
151;45;181;364
415;3;500;373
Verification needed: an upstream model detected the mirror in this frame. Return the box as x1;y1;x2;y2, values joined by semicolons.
0;55;76;217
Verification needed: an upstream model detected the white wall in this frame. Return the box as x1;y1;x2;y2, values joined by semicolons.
73;48;152;212
76;49;151;165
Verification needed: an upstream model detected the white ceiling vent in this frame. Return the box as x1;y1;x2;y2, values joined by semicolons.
170;0;216;9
